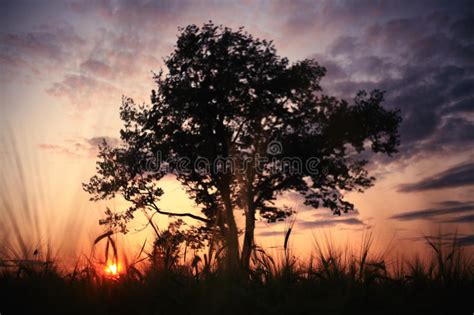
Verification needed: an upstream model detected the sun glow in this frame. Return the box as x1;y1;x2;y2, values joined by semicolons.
104;262;120;277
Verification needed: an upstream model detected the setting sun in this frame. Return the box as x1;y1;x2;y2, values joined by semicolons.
104;262;120;277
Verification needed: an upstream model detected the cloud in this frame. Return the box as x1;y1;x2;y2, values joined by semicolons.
398;162;474;192
425;233;474;247
80;59;113;79
458;235;474;246
428;118;474;150
329;35;357;57
69;0;191;33
339;225;372;232
389;202;474;221
312;8;474;164
46;74;119;110
298;217;365;229
1;9;162;111
86;136;121;148
44;27;162;111
38;143;80;158
442;98;474;114
274;1;469;38
444;214;474;223
436;200;473;207
450;16;474;42
2;2;473;170
0;22;85;78
257;230;288;237
38;136;120;158
403;232;474;246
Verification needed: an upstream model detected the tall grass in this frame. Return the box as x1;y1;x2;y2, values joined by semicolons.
1;224;473;314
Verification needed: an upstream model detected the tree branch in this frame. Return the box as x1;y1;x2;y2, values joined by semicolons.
149;202;210;223
231;118;248;145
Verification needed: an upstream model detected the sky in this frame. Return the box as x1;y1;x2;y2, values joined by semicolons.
1;0;473;263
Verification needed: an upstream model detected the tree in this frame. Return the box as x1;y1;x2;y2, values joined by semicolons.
84;22;401;273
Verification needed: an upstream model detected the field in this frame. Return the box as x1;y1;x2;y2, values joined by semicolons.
1;232;473;315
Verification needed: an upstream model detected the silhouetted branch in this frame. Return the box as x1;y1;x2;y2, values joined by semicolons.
149;203;210;223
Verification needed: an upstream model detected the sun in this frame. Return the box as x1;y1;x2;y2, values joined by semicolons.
104;262;120;277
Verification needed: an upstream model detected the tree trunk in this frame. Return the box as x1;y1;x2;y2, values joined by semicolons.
241;205;255;271
241;160;257;272
220;185;240;273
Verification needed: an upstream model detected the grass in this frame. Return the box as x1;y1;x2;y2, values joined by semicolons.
1;230;472;315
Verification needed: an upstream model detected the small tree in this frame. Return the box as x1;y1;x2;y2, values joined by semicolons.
84;22;401;273
151;219;206;271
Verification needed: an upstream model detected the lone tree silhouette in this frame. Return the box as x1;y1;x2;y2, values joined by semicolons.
84;22;401;273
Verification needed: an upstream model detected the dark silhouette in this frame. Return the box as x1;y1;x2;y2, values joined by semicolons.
84;22;401;273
